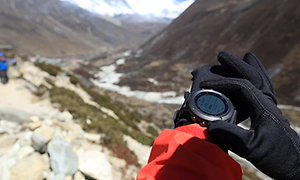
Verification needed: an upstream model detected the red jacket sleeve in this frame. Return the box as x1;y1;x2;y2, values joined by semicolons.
137;124;242;180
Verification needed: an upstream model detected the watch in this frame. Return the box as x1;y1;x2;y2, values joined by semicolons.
174;89;237;127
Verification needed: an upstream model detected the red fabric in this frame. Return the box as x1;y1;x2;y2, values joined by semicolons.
137;124;242;180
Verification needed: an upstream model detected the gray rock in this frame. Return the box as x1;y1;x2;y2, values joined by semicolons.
31;133;49;153
47;137;78;176
32;125;55;153
0;108;30;122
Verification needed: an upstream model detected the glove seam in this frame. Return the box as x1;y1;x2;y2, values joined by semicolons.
285;168;300;180
265;110;300;154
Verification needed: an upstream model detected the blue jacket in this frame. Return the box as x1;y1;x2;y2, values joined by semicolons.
0;59;8;71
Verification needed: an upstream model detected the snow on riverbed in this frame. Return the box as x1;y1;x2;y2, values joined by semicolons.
92;57;184;104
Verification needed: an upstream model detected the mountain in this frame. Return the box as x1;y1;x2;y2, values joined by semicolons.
0;0;166;57
61;0;195;21
118;0;300;106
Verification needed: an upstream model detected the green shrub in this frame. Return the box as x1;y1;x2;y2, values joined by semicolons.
49;85;154;146
147;126;159;137
36;62;62;76
67;74;81;85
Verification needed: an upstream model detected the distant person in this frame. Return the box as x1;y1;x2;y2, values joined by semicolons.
137;52;300;180
0;52;9;84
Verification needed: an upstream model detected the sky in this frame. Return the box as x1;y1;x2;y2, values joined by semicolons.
61;0;195;19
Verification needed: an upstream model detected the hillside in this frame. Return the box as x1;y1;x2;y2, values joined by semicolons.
0;0;166;57
117;0;300;106
2;56;299;180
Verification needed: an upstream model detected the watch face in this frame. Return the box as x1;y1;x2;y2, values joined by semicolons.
195;92;228;116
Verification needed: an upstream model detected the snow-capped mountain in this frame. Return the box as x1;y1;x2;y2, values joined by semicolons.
61;0;195;20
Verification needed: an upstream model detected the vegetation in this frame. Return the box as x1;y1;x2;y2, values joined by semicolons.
68;74;81;85
147;126;159;137
48;85;155;146
35;62;62;76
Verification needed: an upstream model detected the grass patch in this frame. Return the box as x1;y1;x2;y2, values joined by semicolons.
35;62;62;76
49;86;154;146
68;74;81;85
147;126;159;137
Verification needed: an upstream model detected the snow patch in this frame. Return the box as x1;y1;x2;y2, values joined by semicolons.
92;54;184;104
60;0;195;19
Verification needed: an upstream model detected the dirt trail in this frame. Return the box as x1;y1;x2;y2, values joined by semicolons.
0;79;55;115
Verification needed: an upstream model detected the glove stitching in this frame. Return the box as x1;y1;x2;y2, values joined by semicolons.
286;168;300;180
265;110;300;154
265;110;300;180
235;81;300;179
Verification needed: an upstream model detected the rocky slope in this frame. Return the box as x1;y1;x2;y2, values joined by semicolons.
0;57;160;180
0;0;166;57
118;0;300;106
2;53;300;180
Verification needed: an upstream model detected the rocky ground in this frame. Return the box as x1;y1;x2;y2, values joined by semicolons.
1;55;300;180
0;58;152;180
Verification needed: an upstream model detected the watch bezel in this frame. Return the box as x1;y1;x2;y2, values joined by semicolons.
187;89;235;122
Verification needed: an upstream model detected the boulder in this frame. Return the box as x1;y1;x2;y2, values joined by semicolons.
34;125;55;141
16;146;35;161
0;135;18;155
10;153;44;180
47;137;78;176
31;133;49;153
32;125;55;153
0;108;30;123
77;149;113;180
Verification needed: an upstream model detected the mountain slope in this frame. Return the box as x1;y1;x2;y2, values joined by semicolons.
0;0;166;57
118;0;300;106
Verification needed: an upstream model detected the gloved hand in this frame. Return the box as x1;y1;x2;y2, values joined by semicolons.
197;52;300;180
191;51;277;123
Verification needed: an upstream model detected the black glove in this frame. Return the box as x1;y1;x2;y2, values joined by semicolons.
191;51;276;123
196;52;300;180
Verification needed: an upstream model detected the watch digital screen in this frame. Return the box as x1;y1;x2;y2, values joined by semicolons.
195;93;227;116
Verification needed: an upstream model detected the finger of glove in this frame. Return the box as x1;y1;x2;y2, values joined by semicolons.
243;52;277;104
207;120;254;157
191;65;228;92
218;51;265;90
200;78;268;122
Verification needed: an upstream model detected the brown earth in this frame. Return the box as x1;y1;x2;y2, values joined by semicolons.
118;0;300;106
0;0;166;57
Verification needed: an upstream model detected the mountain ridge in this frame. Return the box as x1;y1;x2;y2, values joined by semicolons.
0;0;166;57
117;0;300;106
